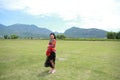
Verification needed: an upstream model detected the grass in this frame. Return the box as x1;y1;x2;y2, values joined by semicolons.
0;40;120;80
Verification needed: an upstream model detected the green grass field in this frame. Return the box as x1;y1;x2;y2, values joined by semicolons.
0;40;120;80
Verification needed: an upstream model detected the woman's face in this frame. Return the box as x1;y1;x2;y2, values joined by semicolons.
50;34;54;39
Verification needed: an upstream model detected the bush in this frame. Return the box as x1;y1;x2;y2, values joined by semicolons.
4;35;9;39
4;34;19;39
10;34;19;39
107;32;117;39
107;31;120;39
116;31;120;39
57;34;66;39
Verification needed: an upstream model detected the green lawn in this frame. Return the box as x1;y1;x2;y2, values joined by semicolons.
0;40;120;80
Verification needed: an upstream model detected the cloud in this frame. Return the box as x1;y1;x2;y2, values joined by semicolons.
0;0;120;31
0;0;116;19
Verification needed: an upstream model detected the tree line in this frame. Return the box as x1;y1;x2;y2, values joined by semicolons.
107;31;120;39
2;34;66;39
2;32;120;39
4;34;19;39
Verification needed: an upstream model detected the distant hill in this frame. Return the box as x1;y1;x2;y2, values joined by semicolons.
0;24;52;38
0;24;107;38
64;27;107;38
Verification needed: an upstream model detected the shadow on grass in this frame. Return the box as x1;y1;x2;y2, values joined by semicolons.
38;70;50;77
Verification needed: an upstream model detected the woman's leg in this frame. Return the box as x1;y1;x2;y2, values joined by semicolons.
48;52;56;73
50;60;55;69
50;60;56;73
48;60;55;73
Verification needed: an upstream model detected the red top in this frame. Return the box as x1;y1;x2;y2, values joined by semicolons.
46;39;56;56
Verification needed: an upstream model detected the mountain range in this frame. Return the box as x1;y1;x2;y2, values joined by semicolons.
0;24;107;38
0;24;52;38
64;27;107;38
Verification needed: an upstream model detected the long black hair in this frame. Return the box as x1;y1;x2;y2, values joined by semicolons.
50;33;56;39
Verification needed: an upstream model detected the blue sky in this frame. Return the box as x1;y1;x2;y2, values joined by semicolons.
0;0;120;32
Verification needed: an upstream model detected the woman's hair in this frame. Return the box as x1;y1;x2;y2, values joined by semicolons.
50;33;56;39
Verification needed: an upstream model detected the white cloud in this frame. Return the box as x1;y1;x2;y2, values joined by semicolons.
0;0;26;10
0;0;120;31
0;0;115;19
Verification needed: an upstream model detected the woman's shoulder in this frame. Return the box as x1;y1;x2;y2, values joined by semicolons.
53;39;56;42
52;39;56;44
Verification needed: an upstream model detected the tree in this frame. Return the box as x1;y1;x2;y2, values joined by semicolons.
107;32;116;39
4;35;9;39
10;34;19;39
116;31;120;39
57;34;66;39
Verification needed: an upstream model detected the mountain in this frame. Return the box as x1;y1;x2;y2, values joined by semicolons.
0;24;107;38
0;24;7;34
64;27;107;38
0;24;52;38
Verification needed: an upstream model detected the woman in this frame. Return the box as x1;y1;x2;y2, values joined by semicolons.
45;33;56;74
